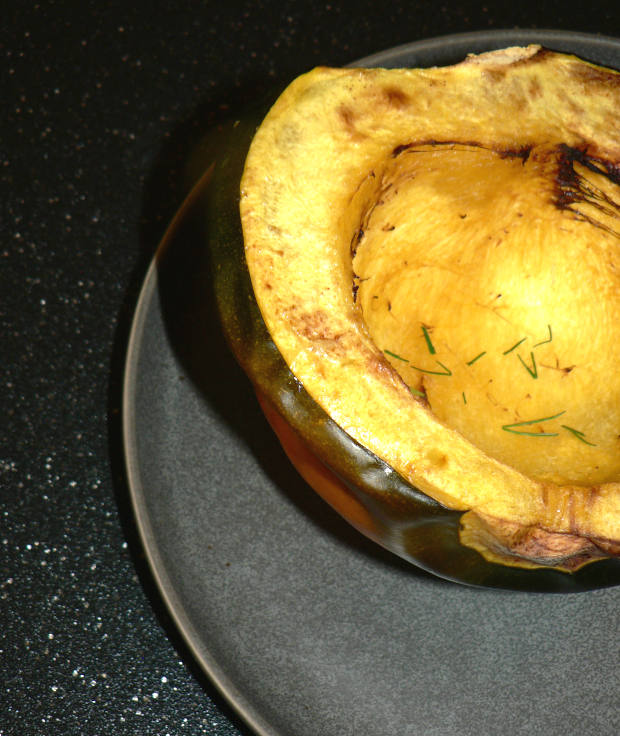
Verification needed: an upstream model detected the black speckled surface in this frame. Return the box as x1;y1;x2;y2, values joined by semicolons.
2;2;619;735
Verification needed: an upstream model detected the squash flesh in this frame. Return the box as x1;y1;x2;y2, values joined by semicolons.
240;46;620;566
353;142;620;486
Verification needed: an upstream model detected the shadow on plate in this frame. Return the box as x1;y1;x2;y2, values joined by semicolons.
150;144;439;587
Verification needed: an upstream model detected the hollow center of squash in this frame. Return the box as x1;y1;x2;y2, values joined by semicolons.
352;142;620;486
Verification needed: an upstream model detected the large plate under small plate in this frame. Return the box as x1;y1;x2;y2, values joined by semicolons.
124;31;620;736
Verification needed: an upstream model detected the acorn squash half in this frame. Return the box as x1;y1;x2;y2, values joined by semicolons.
212;44;620;590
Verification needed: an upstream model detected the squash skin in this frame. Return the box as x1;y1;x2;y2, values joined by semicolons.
198;54;620;590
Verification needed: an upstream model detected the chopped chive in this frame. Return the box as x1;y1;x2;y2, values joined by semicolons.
517;351;538;378
502;410;566;436
561;425;597;446
462;392;467;404
502;428;559;437
384;349;409;362
421;325;436;354
409;360;452;376
504;410;566;427
534;324;553;348
503;337;526;355
408;386;426;398
466;351;486;366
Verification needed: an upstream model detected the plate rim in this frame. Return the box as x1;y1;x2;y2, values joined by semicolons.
123;255;278;736
123;28;620;736
354;28;620;66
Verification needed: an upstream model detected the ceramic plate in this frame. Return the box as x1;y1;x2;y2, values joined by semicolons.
124;31;620;736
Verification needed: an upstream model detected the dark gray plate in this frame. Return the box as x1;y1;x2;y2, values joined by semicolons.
124;31;620;736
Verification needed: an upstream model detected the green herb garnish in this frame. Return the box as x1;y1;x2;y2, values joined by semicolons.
384;349;409;362
421;325;436;354
409;360;452;376
502;410;566;436
408;386;426;398
503;337;527;355
517;351;538;379
561;425;597;446
534;324;553;348
466;351;486;366
462;392;467;404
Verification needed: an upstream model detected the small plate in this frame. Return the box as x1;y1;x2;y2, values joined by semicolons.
124;30;620;736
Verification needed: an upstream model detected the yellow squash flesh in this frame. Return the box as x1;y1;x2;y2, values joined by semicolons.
239;46;620;568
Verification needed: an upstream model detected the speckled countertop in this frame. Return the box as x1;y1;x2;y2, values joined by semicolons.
2;2;619;735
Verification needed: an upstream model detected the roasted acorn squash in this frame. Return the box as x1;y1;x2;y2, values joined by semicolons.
207;44;620;590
